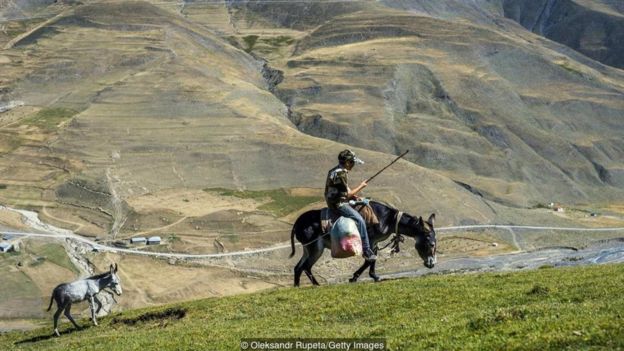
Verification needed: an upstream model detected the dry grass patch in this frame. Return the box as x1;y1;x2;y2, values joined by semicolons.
22;240;79;275
19;108;78;132
205;188;320;218
126;188;263;217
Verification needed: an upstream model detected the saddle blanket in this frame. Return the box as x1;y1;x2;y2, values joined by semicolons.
320;204;379;234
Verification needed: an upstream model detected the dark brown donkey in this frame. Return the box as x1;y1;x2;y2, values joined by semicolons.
289;201;436;286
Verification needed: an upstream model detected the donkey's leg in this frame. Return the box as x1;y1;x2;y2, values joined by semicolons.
303;270;319;285
64;303;80;330
368;247;382;282
294;248;310;287
53;303;65;337
89;296;98;326
94;295;103;314
303;242;324;286
368;260;381;282
350;233;378;283
349;260;371;283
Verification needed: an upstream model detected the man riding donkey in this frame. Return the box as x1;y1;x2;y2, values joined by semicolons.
290;148;435;286
325;149;377;261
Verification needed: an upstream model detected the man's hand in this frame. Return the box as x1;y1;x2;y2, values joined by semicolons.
348;180;368;199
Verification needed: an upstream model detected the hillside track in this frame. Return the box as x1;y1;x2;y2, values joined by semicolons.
4;225;624;259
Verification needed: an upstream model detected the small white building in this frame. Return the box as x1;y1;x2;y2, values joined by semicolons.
130;237;147;244
0;242;14;253
147;236;161;245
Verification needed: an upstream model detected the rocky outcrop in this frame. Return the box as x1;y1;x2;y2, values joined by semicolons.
502;0;624;69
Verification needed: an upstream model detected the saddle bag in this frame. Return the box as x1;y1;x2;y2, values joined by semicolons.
330;217;363;258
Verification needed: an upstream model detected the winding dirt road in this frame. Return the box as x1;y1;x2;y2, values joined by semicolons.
2;205;623;262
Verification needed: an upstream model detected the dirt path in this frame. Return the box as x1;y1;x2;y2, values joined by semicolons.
4;204;624;259
5;225;624;259
41;206;84;232
105;168;126;239
503;227;522;251
3;10;70;50
132;215;189;236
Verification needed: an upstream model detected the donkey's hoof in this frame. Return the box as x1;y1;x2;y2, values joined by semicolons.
349;276;359;283
54;329;60;337
370;275;381;282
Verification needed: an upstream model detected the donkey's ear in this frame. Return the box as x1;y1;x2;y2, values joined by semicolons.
110;264;114;273
418;216;425;227
114;263;118;273
427;213;435;226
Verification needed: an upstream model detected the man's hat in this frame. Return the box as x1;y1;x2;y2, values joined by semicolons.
338;149;364;165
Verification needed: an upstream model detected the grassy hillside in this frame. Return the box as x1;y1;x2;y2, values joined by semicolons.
1;264;622;350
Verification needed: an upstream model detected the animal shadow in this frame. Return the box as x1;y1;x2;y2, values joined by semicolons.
15;324;92;345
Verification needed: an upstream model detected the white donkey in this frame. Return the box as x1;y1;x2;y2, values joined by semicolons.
47;264;122;336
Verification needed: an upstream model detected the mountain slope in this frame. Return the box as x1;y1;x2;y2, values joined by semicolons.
0;0;493;241
264;5;624;207
502;0;624;69
1;0;623;238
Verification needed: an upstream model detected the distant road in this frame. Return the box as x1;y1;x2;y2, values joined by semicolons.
4;224;624;259
437;224;624;232
2;231;291;258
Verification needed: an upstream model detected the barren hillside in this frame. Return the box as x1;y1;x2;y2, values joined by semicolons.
1;0;623;327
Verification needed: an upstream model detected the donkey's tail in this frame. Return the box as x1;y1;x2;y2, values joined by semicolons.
289;226;296;258
46;293;54;312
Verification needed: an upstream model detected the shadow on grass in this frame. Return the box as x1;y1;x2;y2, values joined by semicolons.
15;324;92;345
110;307;186;326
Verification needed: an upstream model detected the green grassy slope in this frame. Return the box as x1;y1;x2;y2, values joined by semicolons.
1;264;622;350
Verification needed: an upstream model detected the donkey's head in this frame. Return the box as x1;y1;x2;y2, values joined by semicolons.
109;263;122;296
412;214;437;269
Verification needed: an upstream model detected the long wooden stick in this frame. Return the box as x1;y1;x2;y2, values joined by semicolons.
365;150;409;183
